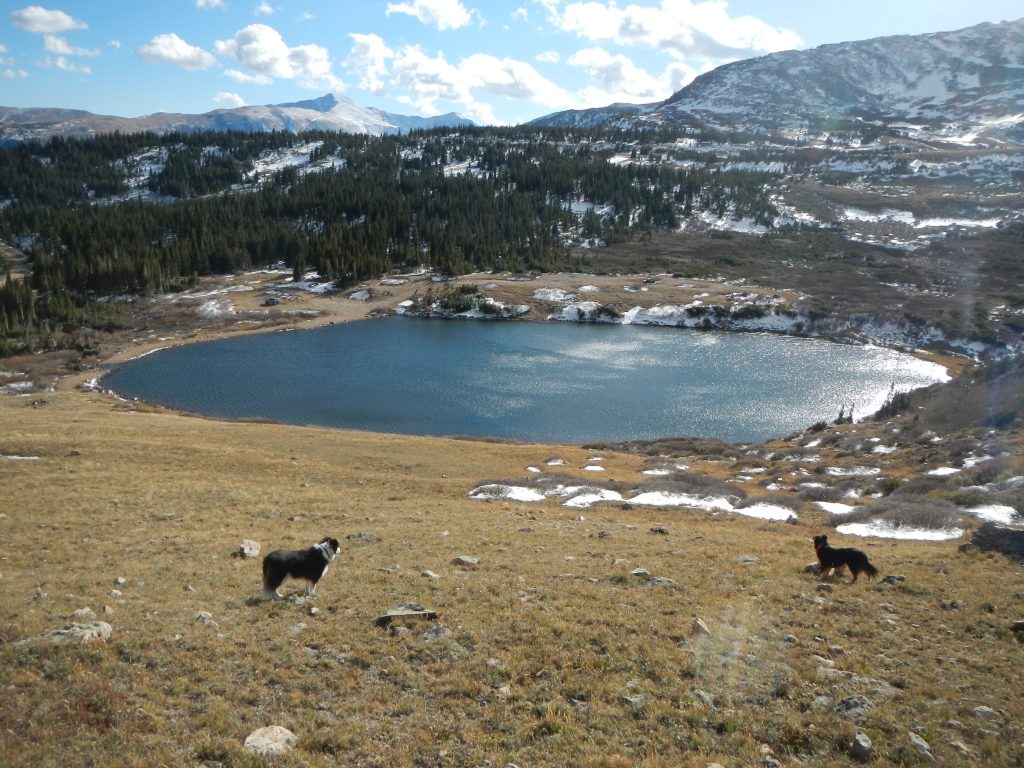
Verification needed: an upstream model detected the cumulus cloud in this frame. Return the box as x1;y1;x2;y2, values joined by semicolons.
11;5;87;33
138;33;217;70
386;0;474;30
213;91;246;107
536;50;560;63
45;55;90;73
214;24;342;90
108;40;122;49
567;46;664;101
344;33;393;94
3;68;30;79
255;2;274;15
554;0;801;59
224;68;272;85
43;33;99;57
196;0;224;8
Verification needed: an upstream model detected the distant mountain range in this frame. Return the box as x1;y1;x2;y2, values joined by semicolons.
531;19;1024;143
0;93;473;144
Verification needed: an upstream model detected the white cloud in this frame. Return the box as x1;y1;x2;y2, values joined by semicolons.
512;7;529;22
568;47;662;99
213;91;246;107
196;0;225;8
296;12;314;22
45;55;91;73
536;50;560;63
3;68;29;79
255;2;274;15
214;24;342;90
43;34;99;57
461;53;570;104
386;0;473;31
11;6;87;34
138;33;217;70
344;33;393;94
554;1;801;59
108;40;122;49
224;68;273;85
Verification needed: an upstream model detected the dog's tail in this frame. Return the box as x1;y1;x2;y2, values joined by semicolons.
864;561;878;580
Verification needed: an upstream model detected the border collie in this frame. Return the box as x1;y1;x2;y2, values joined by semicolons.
262;537;340;600
813;534;878;582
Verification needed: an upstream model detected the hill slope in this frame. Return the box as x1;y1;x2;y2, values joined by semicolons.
532;19;1024;143
0;92;473;143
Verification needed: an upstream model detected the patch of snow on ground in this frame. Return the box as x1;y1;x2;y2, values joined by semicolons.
583;465;605;472
578;285;600;293
642;469;672;476
927;467;961;476
873;445;897;454
816;502;855;515
469;484;546;502
836;521;963;540
627;492;734;511
734;503;797;521
2;455;39;460
826;466;881;477
962;505;1019;525
379;278;408;286
532;288;573;302
197;300;235;318
564;489;623;508
348;290;370;301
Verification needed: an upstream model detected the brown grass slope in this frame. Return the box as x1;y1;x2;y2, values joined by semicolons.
1;390;1022;767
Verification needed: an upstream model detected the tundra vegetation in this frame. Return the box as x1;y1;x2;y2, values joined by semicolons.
0;123;1022;766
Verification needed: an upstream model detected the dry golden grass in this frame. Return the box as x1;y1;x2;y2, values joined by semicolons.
2;386;1023;768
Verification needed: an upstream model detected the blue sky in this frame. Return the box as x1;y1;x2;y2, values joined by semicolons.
2;1;1021;125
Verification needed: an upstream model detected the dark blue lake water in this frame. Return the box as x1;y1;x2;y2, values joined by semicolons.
103;319;948;444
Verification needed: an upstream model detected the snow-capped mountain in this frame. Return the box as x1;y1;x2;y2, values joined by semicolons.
0;93;473;144
532;19;1024;143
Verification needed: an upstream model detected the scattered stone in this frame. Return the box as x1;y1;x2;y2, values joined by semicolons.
237;540;260;559
881;574;905;585
835;696;874;723
630;568;651;579
243;725;296;756
114;577;127;587
829;645;845;656
452;556;479;568
621;694;646;706
486;657;504;669
962;522;1024;561
347;532;379;542
288;623;306;634
650;526;669;535
812;654;835;668
941;600;962;611
646;576;676;587
109;589;122;598
690;618;711;637
783;634;798;644
972;705;997;721
23;621;113;645
103;605;114;615
693;689;714;707
597;530;611;539
196;612;219;629
373;602;439;627
308;607;319;616
735;555;759;564
803;562;822;575
421;570;440;579
950;740;975;756
763;758;782;768
850;732;873;762
422;624;453;641
908;732;935;762
71;607;95;619
496;685;511;697
1012;620;1024;633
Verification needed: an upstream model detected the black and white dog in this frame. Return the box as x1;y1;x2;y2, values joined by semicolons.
262;537;340;600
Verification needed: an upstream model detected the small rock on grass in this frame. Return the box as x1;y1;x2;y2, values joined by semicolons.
850;732;872;762
244;725;296;755
452;556;479;568
690;618;711;637
909;732;935;762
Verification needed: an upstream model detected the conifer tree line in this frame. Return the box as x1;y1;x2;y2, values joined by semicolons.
0;126;782;356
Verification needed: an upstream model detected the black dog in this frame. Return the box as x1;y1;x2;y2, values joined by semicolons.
262;537;340;600
813;534;878;582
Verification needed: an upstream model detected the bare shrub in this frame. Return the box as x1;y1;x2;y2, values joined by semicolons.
829;495;960;530
892;474;959;496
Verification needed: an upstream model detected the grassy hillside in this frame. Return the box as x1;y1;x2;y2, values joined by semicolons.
2;387;1022;767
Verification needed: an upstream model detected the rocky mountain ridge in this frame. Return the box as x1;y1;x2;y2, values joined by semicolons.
532;19;1024;145
0;92;473;144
